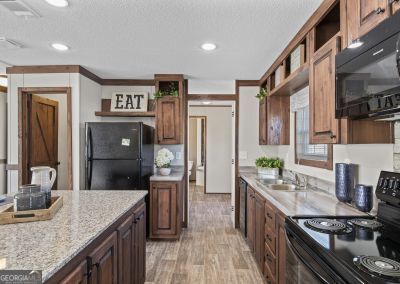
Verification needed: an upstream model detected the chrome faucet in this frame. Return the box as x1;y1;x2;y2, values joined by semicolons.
287;170;308;189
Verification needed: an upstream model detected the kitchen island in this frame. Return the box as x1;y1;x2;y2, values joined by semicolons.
0;190;147;283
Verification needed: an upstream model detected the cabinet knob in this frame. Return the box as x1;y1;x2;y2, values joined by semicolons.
330;133;336;139
376;7;385;14
84;270;92;278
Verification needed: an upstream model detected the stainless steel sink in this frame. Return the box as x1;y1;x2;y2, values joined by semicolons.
269;184;297;191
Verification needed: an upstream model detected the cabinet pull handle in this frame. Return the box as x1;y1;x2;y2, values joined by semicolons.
267;213;272;219
330;133;336;139
84;270;92;278
376;7;385;14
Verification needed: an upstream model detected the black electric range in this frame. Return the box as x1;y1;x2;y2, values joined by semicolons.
285;171;400;284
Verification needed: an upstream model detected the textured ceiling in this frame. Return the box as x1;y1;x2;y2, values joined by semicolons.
0;0;322;79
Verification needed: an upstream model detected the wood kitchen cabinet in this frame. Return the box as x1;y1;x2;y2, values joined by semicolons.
88;232;118;284
155;74;184;144
246;186;256;251
349;0;389;42
392;0;400;14
150;180;182;240
259;99;268;145
116;202;146;284
254;192;265;272
50;200;147;284
267;96;290;145
133;203;146;284
59;260;88;284
309;35;341;144
244;183;288;284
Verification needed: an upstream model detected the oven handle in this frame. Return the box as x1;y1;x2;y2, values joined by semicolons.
286;230;331;284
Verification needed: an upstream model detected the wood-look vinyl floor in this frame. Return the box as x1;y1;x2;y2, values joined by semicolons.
145;183;265;284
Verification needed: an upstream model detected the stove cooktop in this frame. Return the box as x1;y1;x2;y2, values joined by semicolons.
289;215;400;283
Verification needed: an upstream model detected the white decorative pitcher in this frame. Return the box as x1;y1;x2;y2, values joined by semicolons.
31;166;57;190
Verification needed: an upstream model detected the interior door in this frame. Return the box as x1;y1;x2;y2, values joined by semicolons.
28;94;59;188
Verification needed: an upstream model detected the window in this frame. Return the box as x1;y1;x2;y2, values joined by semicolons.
295;106;333;170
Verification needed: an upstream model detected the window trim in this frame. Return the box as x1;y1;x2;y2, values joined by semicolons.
294;112;333;170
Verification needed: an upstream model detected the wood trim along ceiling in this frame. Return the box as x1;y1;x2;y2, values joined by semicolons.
236;80;260;87
259;0;337;84
6;65;156;86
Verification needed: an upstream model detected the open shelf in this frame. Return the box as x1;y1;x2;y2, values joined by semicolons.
269;63;309;97
95;111;156;117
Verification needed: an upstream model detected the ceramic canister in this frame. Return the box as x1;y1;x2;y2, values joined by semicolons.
335;163;357;203
354;184;374;213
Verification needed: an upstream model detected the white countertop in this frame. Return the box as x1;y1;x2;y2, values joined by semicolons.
150;170;184;181
241;173;367;217
0;190;147;282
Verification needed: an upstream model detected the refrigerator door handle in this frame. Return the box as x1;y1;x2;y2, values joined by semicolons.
86;127;93;190
87;159;93;190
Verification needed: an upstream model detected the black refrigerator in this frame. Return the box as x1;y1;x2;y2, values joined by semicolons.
85;122;154;190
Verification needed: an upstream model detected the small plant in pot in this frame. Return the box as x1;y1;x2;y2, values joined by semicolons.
155;148;174;176
255;156;282;178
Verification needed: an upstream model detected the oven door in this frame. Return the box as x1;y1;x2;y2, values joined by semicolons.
285;228;345;284
336;32;400;119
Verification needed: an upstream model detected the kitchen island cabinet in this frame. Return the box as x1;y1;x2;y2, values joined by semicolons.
0;190;147;284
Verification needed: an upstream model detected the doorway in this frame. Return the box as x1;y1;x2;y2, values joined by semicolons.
19;87;72;190
188;116;207;192
187;101;236;226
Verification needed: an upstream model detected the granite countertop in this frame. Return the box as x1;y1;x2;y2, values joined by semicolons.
241;173;367;217
0;190;147;282
150;170;184;181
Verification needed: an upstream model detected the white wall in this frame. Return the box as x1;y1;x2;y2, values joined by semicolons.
276;112;394;186
7;73;81;193
238;86;278;166
189;106;232;193
188;118;198;180
0;92;6;194
238;85;393;187
36;93;69;190
188;80;235;94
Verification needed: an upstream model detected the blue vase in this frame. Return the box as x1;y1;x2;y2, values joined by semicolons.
335;163;356;202
354;184;373;212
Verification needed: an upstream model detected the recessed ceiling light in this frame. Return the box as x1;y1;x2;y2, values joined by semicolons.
202;101;212;105
51;43;69;51
348;39;363;49
45;0;69;8
201;43;217;51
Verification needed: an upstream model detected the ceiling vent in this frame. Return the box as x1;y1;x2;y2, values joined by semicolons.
0;37;22;49
0;0;40;18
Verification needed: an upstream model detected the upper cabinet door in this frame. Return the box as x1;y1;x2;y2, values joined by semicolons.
348;0;389;42
259;99;268;145
156;97;182;144
309;36;341;144
392;0;400;15
267;96;290;145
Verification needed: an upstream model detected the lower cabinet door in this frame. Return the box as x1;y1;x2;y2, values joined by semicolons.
60;260;88;284
134;203;146;284
151;182;178;236
117;215;134;284
88;232;118;284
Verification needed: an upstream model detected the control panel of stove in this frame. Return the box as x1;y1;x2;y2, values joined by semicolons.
376;171;400;205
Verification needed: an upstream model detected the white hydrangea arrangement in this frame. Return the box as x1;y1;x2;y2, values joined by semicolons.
155;148;174;168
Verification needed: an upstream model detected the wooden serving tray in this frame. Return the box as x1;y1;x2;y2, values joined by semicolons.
0;196;63;225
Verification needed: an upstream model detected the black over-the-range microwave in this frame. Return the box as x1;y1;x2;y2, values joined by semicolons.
336;11;400;120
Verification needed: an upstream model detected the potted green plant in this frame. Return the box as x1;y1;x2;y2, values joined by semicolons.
255;156;282;178
154;82;179;99
255;87;268;101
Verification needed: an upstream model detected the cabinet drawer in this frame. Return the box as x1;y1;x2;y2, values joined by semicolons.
264;261;276;284
265;242;277;277
265;203;276;229
264;225;276;255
